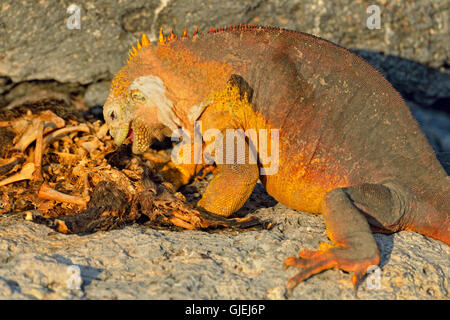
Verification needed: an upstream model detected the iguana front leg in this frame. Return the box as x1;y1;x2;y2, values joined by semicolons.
159;133;259;216
284;183;409;291
194;106;260;217
196;121;259;216
197;161;259;216
161;108;259;216
159;136;258;216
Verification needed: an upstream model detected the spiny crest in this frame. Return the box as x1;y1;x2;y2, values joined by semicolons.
155;24;283;46
126;33;151;64
126;24;286;64
205;24;278;33
111;66;131;98
158;27;192;44
155;24;265;46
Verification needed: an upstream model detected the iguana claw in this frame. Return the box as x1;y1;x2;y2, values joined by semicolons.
283;243;380;291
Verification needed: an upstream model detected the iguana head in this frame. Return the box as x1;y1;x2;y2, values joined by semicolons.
103;66;134;150
103;34;180;154
104;28;233;154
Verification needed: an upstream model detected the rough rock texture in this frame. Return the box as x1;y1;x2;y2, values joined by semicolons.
2;133;446;296
0;1;449;300
0;181;448;300
1;0;449;107
83;81;111;108
0;0;160;84
157;0;449;69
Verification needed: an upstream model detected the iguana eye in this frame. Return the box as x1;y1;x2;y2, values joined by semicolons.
131;90;146;102
109;111;117;120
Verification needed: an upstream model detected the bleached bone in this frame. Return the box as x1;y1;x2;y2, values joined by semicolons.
38;183;90;207
0;162;35;187
43;124;90;149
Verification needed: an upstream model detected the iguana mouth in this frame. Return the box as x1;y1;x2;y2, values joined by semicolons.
127;126;134;142
111;122;130;147
110;121;149;154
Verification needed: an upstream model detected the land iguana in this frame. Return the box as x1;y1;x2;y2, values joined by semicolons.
103;25;449;291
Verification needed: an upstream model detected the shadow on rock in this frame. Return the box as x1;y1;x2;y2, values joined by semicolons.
374;233;395;269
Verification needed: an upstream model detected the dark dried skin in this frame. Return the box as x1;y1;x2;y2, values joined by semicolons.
117;26;449;290
0;128;15;158
34;179;270;234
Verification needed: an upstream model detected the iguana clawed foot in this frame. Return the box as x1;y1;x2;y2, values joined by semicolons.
283;242;380;292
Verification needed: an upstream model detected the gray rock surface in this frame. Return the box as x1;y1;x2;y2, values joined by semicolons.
1;0;448;86
0;0;160;84
83;81;111;108
0;182;448;300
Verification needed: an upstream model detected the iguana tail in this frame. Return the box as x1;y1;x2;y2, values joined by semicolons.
405;177;450;245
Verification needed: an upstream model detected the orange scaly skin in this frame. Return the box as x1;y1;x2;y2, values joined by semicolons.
103;25;449;292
